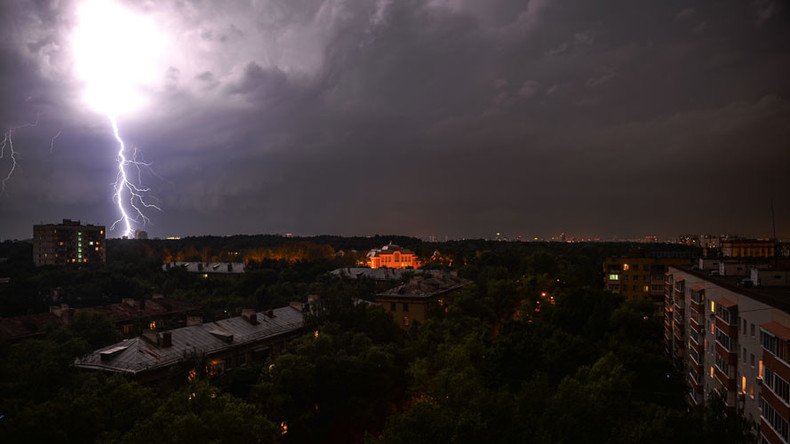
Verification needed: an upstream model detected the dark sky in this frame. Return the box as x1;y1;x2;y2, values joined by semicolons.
1;0;789;240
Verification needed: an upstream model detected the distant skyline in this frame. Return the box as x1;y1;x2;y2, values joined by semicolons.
1;0;789;240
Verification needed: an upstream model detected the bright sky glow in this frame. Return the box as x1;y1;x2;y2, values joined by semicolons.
72;0;166;117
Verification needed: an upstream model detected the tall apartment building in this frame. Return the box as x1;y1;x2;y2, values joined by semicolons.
665;260;790;443
33;219;106;266
603;251;697;302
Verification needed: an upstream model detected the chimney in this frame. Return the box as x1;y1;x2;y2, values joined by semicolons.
159;331;172;347
186;316;203;326
122;298;138;308
241;309;258;325
142;330;173;347
151;293;165;300
265;309;275;318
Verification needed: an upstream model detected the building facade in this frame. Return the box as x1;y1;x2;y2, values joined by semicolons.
665;263;790;443
367;243;419;269
721;239;776;259
376;272;469;328
33;219;106;266
603;252;697;302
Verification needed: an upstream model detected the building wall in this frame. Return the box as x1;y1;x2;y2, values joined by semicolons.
722;240;776;258
369;251;419;269
33;220;106;266
378;298;429;328
604;256;696;301
665;267;790;442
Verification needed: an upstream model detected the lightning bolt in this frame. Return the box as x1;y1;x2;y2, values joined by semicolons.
49;129;63;153
108;116;161;238
0;114;40;195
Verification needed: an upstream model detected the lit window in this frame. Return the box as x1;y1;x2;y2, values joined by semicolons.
623;264;630;271
710;301;715;313
608;274;619;281
710;367;714;378
149;321;156;330
759;360;764;379
742;375;747;393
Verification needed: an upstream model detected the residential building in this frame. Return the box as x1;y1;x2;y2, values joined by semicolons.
367;243;419;269
74;304;304;382
603;251;698;302
721;239;776;259
330;267;437;281
0;296;200;342
664;262;790;443
376;272;469;328
162;261;246;277
33;219;106;266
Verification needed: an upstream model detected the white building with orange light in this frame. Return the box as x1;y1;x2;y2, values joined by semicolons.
367;243;419;269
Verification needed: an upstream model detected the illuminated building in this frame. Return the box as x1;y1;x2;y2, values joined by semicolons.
367;243;419;269
33;219;106;266
721;238;776;258
665;262;790;442
603;251;697;302
376;271;469;328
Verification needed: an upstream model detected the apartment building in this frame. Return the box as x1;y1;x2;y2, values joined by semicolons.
665;261;790;443
604;251;697;302
33;219;106;266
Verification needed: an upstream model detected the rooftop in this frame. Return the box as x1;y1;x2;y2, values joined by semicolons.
377;272;470;300
163;262;246;274
671;266;790;313
331;267;432;280
74;305;304;375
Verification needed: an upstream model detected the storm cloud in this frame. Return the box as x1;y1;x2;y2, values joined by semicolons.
1;0;789;240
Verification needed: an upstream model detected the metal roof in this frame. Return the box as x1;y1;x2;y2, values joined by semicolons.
74;306;303;375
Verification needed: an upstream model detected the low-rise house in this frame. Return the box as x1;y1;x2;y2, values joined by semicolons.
0;296;200;342
74;305;304;382
376;272;470;328
162;261;246;277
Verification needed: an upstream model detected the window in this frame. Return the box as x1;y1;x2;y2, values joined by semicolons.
762;331;786;361
751;353;755;367
715;328;732;351
403;316;410;327
623;264;630;271
390;302;396;311
761;396;790;442
751;323;756;337
743;348;747;363
608;274;619;281
765;367;790;404
402;303;409;312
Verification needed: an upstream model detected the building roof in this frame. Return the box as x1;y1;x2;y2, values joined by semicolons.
376;272;470;300
0;312;60;341
670;266;790;313
330;267;427;280
0;297;199;342
367;243;415;258
74;306;304;375
162;262;246;274
78;298;200;324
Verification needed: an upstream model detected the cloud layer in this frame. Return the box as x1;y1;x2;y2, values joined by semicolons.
1;0;789;240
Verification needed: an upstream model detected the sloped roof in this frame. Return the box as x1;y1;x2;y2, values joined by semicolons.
74;306;303;375
162;262;246;274
0;312;60;341
376;272;470;300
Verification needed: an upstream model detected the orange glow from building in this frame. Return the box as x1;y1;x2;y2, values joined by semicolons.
368;244;419;269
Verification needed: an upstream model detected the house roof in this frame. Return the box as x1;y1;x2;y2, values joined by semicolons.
74;306;304;375
77;298;200;324
162;262;246;274
0;312;60;341
376;272;470;300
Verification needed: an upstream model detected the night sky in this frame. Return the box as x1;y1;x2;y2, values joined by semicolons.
1;0;789;240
